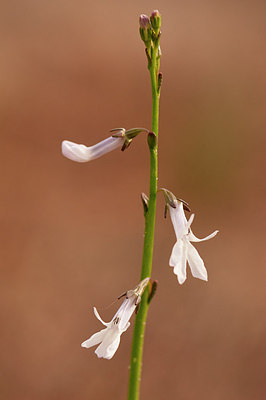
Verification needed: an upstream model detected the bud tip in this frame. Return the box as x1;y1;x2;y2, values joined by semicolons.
151;10;161;19
139;14;150;29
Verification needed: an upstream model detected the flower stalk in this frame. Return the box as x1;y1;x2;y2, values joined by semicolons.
128;10;161;400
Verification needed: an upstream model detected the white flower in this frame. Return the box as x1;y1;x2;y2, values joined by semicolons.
61;136;124;163
169;200;218;285
81;278;150;359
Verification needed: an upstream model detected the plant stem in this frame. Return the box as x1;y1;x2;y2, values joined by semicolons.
127;40;160;400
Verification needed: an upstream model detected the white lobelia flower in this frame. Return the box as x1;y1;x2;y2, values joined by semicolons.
61;127;148;163
169;200;218;285
81;278;150;360
61;136;124;163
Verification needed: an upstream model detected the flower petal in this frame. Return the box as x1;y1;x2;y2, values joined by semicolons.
169;240;188;284
93;307;109;326
61;140;91;162
121;322;130;333
169;201;188;240
88;136;123;159
188;229;219;243
187;242;208;281
81;328;106;349
95;325;120;359
115;297;136;331
61;137;124;163
186;213;195;230
102;335;121;360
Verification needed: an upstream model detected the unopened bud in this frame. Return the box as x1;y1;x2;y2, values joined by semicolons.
139;14;152;45
150;10;161;36
139;14;150;29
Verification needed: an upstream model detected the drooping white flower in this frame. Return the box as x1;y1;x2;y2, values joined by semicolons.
81;278;150;359
61;136;124;163
61;127;148;163
169;200;218;285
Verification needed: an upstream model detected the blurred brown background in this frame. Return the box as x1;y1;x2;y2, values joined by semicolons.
1;0;266;399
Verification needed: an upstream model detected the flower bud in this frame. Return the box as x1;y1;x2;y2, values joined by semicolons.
139;14;152;45
150;10;161;36
139;14;150;29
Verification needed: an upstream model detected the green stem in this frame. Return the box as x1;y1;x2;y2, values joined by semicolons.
127;43;160;400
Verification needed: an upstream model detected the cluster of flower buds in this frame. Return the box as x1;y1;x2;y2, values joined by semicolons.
139;10;162;68
139;10;161;44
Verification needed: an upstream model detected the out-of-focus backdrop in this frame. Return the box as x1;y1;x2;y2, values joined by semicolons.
1;1;265;399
